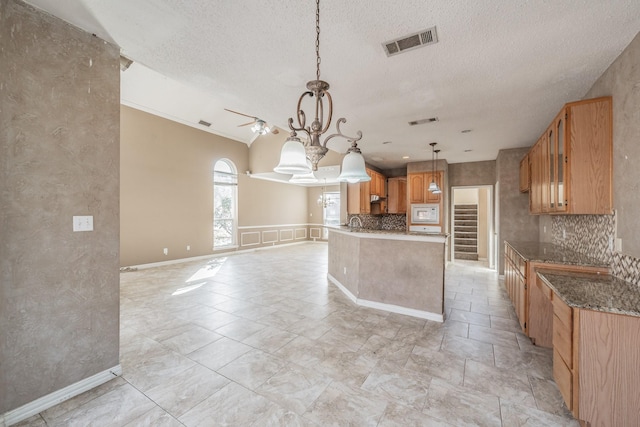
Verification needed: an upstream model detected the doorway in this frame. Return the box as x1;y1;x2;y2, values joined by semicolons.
450;185;495;269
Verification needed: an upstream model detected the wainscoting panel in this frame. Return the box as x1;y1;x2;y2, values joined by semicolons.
262;230;278;244
279;229;294;242
240;231;260;246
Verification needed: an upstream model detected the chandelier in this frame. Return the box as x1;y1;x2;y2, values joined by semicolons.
274;0;370;184
428;142;442;194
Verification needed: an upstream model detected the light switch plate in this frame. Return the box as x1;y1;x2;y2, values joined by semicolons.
73;215;93;232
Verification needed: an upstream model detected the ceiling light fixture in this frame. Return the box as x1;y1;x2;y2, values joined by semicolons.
251;119;270;135
274;0;369;184
428;142;442;194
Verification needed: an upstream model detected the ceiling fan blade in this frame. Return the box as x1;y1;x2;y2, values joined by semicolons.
224;108;257;119
238;120;256;127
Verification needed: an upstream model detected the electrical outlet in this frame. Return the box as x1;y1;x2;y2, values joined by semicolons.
343;267;347;275
73;215;93;232
562;229;566;239
616;238;622;251
187;245;190;251
163;248;168;255
543;226;546;233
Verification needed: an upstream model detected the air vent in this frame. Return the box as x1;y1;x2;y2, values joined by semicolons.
408;117;439;126
383;26;438;57
198;120;212;127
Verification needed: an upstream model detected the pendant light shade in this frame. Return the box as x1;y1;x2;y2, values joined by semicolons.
428;181;438;192
289;169;318;184
274;135;312;175
337;142;371;183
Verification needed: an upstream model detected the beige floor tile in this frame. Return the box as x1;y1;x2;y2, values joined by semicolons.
144;364;230;418
217;348;288;390
499;401;580;426
256;362;332;415
304;381;388;427
187;336;253;370
463;359;537;408
378;402;453;426
20;244;576;426
405;345;466;386
360;361;432;411
422;378;502;427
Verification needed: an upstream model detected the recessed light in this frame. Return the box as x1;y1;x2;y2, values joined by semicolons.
371;156;384;161
402;156;410;159
461;129;472;133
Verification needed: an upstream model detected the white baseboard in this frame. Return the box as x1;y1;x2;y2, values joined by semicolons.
0;365;122;427
327;274;444;322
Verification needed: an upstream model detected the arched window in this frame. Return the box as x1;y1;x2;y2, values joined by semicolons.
213;159;238;248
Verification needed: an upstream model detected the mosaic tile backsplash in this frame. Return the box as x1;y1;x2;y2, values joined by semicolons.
551;214;615;264
551;212;640;286
347;214;406;230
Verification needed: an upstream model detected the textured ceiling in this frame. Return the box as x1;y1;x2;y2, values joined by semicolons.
24;0;640;169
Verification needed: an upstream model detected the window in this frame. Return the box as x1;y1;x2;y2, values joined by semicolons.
213;159;237;248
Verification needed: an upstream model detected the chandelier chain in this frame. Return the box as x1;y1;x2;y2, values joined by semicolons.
315;0;321;81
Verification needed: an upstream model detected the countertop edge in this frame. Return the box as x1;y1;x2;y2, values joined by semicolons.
327;226;448;243
505;240;609;268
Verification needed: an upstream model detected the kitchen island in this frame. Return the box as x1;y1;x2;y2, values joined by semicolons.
327;226;448;322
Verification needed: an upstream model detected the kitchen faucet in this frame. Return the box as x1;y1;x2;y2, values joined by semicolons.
348;216;363;230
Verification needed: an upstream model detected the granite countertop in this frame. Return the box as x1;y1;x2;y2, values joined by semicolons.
506;241;608;268
537;270;640;317
329;225;448;238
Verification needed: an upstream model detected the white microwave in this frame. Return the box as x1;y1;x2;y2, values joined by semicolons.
411;203;439;224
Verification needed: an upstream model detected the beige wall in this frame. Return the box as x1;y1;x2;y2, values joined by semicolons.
583;31;640;259
121;106;311;266
1;0;120;413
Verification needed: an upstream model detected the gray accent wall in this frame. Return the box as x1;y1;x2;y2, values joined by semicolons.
583;31;640;259
449;160;496;187
496;148;539;274
1;0;120;414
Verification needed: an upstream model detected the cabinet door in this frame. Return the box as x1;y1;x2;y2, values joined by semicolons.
387;177;407;214
398;178;407;213
541;131;550;213
409;173;425;203
555;110;568;212
548;125;556;211
529;140;542;214
424;171;442;203
360;180;371;214
519;154;530;193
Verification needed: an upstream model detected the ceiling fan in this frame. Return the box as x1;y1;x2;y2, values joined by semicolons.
224;108;279;143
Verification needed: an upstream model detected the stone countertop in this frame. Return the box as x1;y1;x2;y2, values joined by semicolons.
506;241;608;268
537;270;640;317
327;225;448;242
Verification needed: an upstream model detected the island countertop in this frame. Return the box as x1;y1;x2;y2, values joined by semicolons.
506;241;608;268
537;269;640;317
328;225;448;243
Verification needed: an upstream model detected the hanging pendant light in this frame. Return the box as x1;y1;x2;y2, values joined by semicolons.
274;133;311;175
432;147;442;194
289;164;318;184
337;140;371;183
429;142;442;193
275;0;367;180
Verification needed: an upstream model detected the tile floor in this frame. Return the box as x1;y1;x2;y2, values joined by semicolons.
16;242;579;426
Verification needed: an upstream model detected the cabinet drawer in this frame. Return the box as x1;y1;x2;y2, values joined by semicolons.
553;348;573;411
553;314;572;368
553;295;572;330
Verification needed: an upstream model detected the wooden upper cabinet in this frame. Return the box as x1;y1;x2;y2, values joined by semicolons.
424;171;442;203
409;173;425;203
527;97;612;215
519;153;530;193
387;177;407;214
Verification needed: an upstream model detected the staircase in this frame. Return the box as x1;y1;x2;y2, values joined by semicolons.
454;204;478;260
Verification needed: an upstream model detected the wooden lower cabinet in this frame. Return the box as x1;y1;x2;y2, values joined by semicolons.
504;244;527;333
532;274;640;426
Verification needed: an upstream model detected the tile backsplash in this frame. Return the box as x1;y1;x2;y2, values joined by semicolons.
551;212;640;285
551;214;615;264
347;214;406;230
